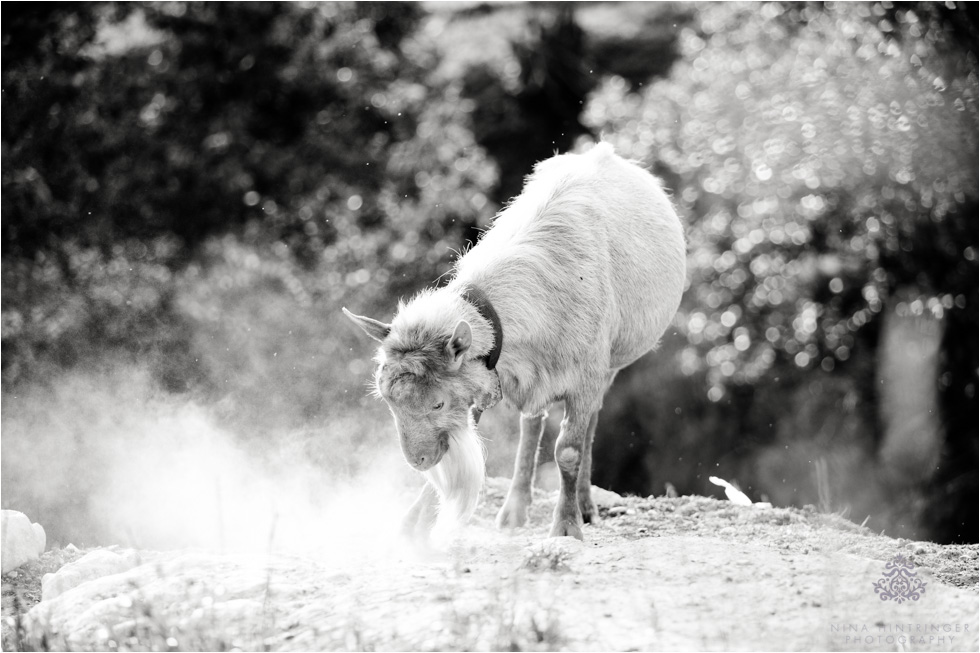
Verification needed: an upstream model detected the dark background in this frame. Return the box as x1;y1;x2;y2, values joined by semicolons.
2;2;976;547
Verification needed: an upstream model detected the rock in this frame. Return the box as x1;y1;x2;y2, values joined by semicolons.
25;550;313;651
41;548;143;601
32;523;46;555
1;509;46;574
590;485;626;507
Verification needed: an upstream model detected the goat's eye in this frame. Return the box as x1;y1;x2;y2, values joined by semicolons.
433;401;444;411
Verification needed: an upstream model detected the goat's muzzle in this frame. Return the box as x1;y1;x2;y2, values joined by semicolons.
404;431;450;472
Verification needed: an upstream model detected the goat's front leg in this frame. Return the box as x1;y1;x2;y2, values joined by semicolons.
496;411;547;529
401;482;439;541
550;401;592;539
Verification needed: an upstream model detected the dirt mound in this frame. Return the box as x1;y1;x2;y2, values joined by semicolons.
3;479;977;651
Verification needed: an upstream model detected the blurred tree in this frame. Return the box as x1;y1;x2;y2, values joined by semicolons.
2;2;497;395
461;6;596;203
587;3;694;90
587;2;977;542
3;3;424;256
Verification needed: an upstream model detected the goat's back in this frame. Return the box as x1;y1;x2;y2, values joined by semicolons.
455;143;686;392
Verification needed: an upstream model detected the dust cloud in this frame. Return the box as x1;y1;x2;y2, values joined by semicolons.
0;361;422;562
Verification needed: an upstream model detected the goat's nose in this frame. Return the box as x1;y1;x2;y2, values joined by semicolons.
406;449;433;471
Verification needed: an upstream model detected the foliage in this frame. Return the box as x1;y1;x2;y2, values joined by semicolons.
1;2;497;391
587;1;977;398
462;7;595;203
585;1;977;541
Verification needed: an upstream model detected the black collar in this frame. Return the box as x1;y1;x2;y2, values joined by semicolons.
461;285;503;370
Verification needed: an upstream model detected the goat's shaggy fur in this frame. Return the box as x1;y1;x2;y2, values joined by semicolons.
345;142;687;540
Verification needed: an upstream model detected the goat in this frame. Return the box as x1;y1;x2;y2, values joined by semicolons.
344;142;686;540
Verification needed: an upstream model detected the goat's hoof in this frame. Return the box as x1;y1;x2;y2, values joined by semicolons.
579;498;599;524
496;497;529;530
548;519;584;540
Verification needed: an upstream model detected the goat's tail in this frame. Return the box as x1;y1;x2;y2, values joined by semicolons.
423;418;486;531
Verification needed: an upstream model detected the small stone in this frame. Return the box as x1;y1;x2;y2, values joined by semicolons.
590;485;626;508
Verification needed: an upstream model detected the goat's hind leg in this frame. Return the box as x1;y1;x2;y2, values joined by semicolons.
576;411;600;524
576;372;615;524
496;411;547;529
550;399;594;540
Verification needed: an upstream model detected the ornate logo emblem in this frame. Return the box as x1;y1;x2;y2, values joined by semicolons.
872;554;926;603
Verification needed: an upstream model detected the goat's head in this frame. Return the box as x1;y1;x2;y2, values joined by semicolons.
343;306;499;472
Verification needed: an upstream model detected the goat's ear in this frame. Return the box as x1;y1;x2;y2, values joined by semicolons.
447;320;472;371
342;307;390;343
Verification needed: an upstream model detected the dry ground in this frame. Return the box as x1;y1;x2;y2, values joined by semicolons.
3;478;978;652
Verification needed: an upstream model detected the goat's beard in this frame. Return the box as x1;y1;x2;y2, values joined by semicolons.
423;415;486;534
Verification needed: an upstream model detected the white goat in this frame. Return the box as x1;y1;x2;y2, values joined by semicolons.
344;142;686;539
